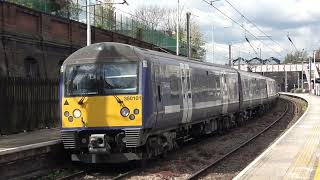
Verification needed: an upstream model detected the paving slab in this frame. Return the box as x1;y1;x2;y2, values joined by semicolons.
0;128;60;155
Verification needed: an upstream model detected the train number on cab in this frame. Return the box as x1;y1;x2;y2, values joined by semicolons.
124;96;142;101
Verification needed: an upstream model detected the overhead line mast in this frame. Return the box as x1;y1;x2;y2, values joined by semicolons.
176;0;180;56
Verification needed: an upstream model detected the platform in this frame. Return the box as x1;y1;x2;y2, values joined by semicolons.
234;93;320;180
0;128;61;163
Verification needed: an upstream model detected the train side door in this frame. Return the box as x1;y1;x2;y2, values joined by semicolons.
237;72;243;110
180;63;193;123
186;64;193;122
222;73;228;114
154;60;164;128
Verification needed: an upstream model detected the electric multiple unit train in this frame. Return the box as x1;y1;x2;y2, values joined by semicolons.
60;42;278;163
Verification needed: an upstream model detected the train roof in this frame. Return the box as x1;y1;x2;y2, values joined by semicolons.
63;42;142;65
63;42;236;71
236;69;275;81
135;45;237;71
62;42;275;81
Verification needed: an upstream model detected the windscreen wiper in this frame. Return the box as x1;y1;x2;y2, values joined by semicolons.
78;91;99;105
78;95;86;105
104;80;127;107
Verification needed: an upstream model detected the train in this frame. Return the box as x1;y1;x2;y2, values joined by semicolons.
60;42;278;163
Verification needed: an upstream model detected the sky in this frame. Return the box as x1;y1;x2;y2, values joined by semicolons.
112;0;320;64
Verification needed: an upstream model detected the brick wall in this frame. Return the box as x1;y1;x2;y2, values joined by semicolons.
0;1;166;79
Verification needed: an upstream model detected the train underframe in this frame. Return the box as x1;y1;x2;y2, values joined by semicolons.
68;100;277;164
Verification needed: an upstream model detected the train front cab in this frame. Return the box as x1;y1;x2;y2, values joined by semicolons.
60;58;146;163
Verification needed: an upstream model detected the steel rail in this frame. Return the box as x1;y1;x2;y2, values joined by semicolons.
187;98;294;180
57;168;138;180
57;170;86;180
111;169;139;180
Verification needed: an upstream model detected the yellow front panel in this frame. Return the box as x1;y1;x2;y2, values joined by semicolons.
61;95;142;128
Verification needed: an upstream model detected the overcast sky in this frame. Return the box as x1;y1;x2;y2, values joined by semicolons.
113;0;320;64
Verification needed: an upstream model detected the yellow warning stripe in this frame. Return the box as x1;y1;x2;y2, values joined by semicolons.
284;122;320;179
314;161;320;180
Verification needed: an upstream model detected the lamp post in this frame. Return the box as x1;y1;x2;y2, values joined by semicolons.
313;50;316;93
300;49;304;90
223;26;232;66
309;56;312;93
86;0;91;46
186;12;191;58
212;24;215;63
209;0;221;62
176;0;180;56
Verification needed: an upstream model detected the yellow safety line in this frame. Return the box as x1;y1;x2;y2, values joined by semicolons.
313;161;320;180
285;120;320;179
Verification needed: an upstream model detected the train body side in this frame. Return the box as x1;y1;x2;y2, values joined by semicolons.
140;50;240;132
237;70;268;111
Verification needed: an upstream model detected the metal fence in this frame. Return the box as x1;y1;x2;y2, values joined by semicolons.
4;0;188;56
0;77;59;134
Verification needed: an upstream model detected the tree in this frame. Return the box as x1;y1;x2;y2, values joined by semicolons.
93;1;115;30
133;5;167;30
188;23;206;60
47;0;115;25
284;51;308;64
50;0;71;17
133;5;206;60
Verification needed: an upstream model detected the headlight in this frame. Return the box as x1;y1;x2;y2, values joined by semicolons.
68;116;73;122
73;109;82;118
120;107;130;117
133;109;139;115
129;114;135;120
64;111;69;117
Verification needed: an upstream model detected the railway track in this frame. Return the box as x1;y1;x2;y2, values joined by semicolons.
53;97;299;180
56;166;139;180
111;169;139;180
186;98;295;180
57;170;86;180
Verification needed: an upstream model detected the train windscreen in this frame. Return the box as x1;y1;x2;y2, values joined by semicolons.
102;62;138;94
64;64;98;96
64;62;138;96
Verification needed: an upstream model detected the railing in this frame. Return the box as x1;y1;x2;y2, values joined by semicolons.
3;0;188;56
0;77;59;134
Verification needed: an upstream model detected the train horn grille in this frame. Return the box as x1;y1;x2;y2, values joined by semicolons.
61;131;76;149
124;128;141;148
